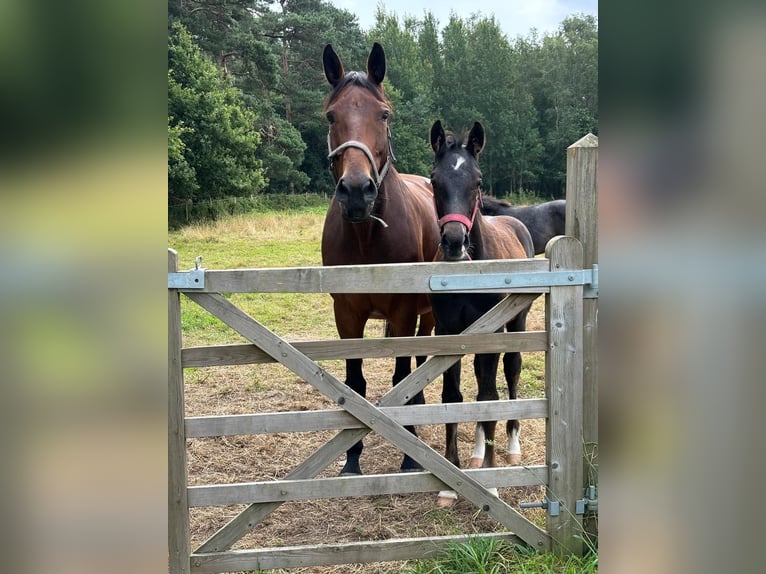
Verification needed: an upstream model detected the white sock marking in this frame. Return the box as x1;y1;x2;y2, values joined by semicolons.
508;426;521;456
471;423;486;461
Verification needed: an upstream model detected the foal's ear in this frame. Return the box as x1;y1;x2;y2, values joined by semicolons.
323;44;345;87
367;42;386;86
430;120;445;154
466;121;485;157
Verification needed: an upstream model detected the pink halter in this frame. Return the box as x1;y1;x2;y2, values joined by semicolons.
436;191;482;231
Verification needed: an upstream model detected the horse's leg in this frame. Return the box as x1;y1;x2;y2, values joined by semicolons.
436;359;463;507
389;311;425;472
334;299;368;476
414;310;435;368
502;307;529;466
472;352;501;470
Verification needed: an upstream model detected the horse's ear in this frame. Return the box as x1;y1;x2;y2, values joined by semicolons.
466;121;485;157
323;44;345;87
367;42;386;86
430;120;445;154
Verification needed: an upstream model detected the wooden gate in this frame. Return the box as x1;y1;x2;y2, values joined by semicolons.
169;135;597;573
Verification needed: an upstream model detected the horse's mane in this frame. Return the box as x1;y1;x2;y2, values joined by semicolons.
323;71;391;110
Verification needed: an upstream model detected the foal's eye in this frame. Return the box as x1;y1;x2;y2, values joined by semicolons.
381;110;390;121
326;111;335;124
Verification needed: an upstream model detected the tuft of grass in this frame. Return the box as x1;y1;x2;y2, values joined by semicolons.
403;539;597;574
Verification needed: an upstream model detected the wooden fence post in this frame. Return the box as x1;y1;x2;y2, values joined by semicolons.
169;249;190;573
565;133;598;545
545;236;584;555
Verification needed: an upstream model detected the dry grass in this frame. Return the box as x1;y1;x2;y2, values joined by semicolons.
184;310;549;573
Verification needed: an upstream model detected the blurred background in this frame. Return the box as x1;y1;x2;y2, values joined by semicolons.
1;1;764;572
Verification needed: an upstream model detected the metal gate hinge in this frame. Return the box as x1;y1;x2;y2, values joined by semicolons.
576;485;598;515
168;255;205;289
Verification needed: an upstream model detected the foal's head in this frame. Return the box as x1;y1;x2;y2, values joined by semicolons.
429;120;485;261
323;42;394;223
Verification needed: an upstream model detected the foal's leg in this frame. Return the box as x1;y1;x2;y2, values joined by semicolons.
472;352;501;469
436;359;462;507
503;308;529;465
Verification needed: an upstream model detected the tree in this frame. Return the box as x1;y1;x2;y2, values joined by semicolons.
168;21;266;206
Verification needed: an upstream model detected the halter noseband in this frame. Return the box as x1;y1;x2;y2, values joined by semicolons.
436;190;482;232
327;128;396;189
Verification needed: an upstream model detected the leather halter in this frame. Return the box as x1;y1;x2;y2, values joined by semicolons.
436;190;482;232
327;128;396;189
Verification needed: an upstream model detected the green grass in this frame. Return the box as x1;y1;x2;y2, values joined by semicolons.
403;538;597;574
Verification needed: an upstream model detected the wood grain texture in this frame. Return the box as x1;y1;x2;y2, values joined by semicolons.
188;465;549;507
545;237;584;554
190;533;525;572
185;258;548;293
181;330;548;367
185;398;548;437
566;133;599;540
168;249;190;574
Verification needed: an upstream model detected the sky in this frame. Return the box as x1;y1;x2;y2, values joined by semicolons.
327;0;598;39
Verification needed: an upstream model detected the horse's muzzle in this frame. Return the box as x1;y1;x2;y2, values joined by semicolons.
440;221;470;260
336;176;378;222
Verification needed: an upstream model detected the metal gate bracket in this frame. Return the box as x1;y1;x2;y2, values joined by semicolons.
430;264;598;298
168;256;205;289
520;497;560;517
576;486;598;515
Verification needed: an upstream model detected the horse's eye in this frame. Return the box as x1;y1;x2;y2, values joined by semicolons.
326;111;335;124
381;110;390;121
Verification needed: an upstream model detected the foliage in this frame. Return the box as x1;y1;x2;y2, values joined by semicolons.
402;538;598;574
167;2;597;220
168;21;266;206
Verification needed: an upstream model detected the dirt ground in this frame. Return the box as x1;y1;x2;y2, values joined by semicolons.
184;296;548;573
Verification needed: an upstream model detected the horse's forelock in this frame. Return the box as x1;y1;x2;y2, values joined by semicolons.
323;71;390;111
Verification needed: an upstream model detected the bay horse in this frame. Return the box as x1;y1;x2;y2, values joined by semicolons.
321;43;441;475
480;196;566;255
427;120;534;506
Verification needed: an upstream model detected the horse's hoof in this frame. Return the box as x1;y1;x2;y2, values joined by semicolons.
436;490;458;508
505;453;521;466
468;457;484;469
339;471;362;477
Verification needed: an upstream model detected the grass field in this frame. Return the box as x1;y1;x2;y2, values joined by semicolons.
168;206;596;573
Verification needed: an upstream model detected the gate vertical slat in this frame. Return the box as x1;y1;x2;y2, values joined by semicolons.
169;249;191;574
545;237;584;555
566;133;599;543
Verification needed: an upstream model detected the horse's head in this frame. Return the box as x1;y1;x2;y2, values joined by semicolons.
323;42;394;223
429;120;485;260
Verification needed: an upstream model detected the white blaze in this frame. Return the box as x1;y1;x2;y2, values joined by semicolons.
452;156;466;171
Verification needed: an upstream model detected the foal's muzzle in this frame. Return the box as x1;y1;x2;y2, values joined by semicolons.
440;221;470;260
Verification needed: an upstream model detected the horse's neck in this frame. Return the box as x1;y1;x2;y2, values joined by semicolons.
469;215;489;260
